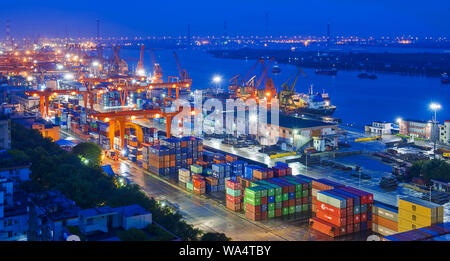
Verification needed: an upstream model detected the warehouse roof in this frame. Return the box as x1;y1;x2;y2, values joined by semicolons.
271;113;337;129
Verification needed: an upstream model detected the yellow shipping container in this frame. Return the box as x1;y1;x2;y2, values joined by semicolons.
398;197;441;218
398;209;438;227
398;218;428;232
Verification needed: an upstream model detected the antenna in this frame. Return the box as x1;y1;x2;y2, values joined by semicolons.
187;24;191;46
264;12;269;37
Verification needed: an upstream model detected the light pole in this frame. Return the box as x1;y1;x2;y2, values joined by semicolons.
212;75;222;92
429;103;441;159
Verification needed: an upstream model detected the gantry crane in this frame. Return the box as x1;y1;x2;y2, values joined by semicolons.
91;108;182;150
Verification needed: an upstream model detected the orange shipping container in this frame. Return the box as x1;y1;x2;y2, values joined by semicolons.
372;215;398;232
316;209;346;227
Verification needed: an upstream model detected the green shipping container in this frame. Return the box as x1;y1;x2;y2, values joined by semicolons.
226;187;241;197
258;187;268;197
245;197;261;206
302;189;309;197
282;193;289;201
245;187;261;198
268;210;275;218
295;191;302;199
268;203;275;211
275;195;283;202
190;165;202;174
186;182;193;191
302;204;309;212
282;207;289;216
289;206;296;214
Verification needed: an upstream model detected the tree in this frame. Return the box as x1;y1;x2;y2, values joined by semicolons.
201;232;231;241
117;228;150;241
72;142;102;166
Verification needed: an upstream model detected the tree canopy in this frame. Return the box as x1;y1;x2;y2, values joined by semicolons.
407;159;450;183
200;232;231;241
72;142;103;166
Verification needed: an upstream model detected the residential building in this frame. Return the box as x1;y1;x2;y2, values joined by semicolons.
439;121;450;145
365;121;394;135
0;165;31;182
399;119;439;140
13;117;60;141
0;115;11;150
0;178;29;241
28;191;80;241
78;204;152;237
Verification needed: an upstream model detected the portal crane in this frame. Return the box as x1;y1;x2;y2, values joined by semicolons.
136;45;145;76
173;51;191;84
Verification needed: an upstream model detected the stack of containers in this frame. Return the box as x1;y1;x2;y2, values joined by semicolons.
212;163;231;191
311;179;344;214
372;201;399;236
226;179;242;211
213;153;226;164
178;168;191;187
244;187;266;221
383;222;450;241
398;196;444;232
225;154;238;162
229;161;247;177
192;175;206;195
190;164;203;176
282;176;311;214
245;165;262;180
338;186;374;232
267;178;293;216
310;186;374;237
147;145;170;176
204;176;218;193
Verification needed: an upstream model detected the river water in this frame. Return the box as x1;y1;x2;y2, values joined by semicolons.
117;48;450;126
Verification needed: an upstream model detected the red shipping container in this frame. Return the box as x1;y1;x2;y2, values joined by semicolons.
260;196;268;205
317;201;346;217
346;214;353;225
347;224;353;234
275;209;282;217
261;211;268;220
226;194;241;204
354;214;361;223
288;199;295;207
246;211;261;221
226;200;241;211
309;217;339;238
245;203;261;213
266;169;274;179
316;209;346;227
361;212;367;222
295;198;302;205
301;197;308;204
367;220;372;230
353;223;360;232
282;201;289;208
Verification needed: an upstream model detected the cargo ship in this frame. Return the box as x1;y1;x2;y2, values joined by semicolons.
442;73;450;84
272;64;281;74
315;67;337;76
291;85;336;117
358;72;378;79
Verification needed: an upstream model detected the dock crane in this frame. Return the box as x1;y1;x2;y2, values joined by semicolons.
136;45;145;76
173;51;191;84
111;45;128;75
148;47;163;83
278;67;306;111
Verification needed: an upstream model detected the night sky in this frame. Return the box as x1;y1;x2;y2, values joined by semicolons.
1;0;449;38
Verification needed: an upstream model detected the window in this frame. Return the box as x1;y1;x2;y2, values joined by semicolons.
412;224;416;229
412;215;416;221
412;205;416;211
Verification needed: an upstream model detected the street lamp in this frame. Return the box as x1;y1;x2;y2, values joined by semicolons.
212;75;222;90
429;103;441;122
429;103;442;159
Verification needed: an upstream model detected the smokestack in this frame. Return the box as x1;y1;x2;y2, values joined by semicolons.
96;19;100;41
